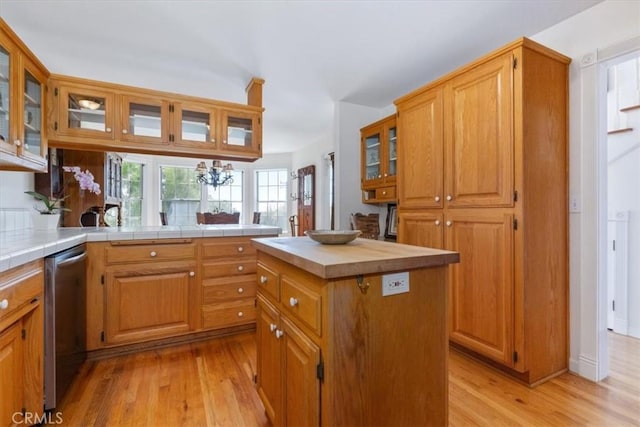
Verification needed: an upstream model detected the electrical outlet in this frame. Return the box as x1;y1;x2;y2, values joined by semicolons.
382;272;410;296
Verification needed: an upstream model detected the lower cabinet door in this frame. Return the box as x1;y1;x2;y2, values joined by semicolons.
446;211;516;368
398;211;444;249
282;316;320;427
0;321;24;426
105;266;195;344
256;296;281;425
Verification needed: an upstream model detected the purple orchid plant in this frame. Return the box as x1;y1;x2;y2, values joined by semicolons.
63;166;102;195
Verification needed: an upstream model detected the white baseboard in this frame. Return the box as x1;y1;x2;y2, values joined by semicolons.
577;354;599;381
614;318;628;335
628;325;640;339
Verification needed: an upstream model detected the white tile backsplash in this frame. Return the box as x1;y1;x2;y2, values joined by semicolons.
0;208;31;233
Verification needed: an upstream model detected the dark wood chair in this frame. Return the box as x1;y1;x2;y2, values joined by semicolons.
289;215;297;236
252;212;261;224
196;211;240;224
350;212;380;239
159;211;168;225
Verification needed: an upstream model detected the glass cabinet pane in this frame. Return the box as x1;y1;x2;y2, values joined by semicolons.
23;70;42;156
226;115;253;147
182;109;211;143
68;92;107;131
388;126;397;177
0;46;9;144
128;102;162;138
364;133;381;181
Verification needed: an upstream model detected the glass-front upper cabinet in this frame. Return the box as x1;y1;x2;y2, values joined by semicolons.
220;109;261;155
387;124;397;182
173;102;219;149
22;69;43;159
0;43;11;153
55;83;115;140
120;95;169;145
362;126;383;188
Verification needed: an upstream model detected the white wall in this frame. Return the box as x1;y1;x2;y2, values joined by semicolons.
532;0;640;380
0;171;34;210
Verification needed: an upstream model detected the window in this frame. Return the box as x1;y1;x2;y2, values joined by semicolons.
104;161;144;227
256;169;288;230
206;170;244;214
160;166;201;225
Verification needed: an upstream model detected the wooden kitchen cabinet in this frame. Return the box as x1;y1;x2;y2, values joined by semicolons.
0;19;49;172
360;114;397;203
395;37;569;385
0;260;44;425
48;75;264;161
200;237;258;330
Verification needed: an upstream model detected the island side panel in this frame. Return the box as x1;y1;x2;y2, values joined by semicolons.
327;265;448;426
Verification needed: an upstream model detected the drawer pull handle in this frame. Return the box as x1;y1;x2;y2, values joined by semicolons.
0;299;8;310
238;287;244;293
260;275;268;284
270;323;277;332
238;311;244;317
237;246;244;253
237;265;244;272
189;271;195;277
382;191;387;195
275;330;284;339
122;129;128;134
289;297;298;307
150;251;157;257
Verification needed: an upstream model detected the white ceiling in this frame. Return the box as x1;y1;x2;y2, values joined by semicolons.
0;0;601;154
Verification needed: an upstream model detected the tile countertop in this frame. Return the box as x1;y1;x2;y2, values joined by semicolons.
0;225;281;273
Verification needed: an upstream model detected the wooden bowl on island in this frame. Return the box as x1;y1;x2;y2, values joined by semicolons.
304;230;362;244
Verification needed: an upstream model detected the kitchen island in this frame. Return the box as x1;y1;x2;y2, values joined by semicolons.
252;236;459;426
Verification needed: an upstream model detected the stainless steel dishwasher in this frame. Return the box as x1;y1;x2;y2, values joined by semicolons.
44;243;87;411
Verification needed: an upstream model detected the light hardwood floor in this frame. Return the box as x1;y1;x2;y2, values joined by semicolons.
58;332;640;426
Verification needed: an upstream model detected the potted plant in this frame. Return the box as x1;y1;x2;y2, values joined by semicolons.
24;191;71;229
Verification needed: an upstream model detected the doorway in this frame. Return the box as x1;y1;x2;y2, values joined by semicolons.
600;49;640;379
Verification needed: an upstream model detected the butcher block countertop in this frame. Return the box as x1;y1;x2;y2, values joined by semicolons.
251;236;459;279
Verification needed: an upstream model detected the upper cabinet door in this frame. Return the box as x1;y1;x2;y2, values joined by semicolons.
19;59;47;168
386;123;397;183
56;84;115;140
0;39;14;157
397;87;444;209
173;102;219;149
220;109;261;155
444;53;514;208
120;95;169;145
361;124;384;189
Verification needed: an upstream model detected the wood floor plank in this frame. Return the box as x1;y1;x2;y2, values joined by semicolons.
57;331;639;426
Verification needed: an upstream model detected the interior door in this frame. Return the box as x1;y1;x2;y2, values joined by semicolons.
297;165;315;236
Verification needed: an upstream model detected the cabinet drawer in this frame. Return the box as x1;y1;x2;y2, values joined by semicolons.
257;263;279;301
0;261;43;323
281;276;322;336
203;276;257;304
202;239;256;258
376;186;396;200
202;299;256;329
202;260;257;278
105;243;195;264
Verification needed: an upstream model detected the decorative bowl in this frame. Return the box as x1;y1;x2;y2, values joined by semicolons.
304;230;362;245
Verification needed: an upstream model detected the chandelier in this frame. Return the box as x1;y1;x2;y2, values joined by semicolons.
196;160;234;189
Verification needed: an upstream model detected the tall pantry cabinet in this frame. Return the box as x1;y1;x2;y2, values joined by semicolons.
395;38;570;385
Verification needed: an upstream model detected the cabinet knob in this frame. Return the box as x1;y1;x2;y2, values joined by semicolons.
237;311;244;317
435;196;440;202
13;139;21;147
238;287;244;293
270;323;277;332
384;173;388;177
0;299;8;310
260;275;268;284
289;297;298;307
382;191;387;195
275;330;284;339
106;127;112;132
446;195;453;201
211;138;216;143
446;221;452;227
223;139;227;144
377;174;382;179
150;251;157;257
237;265;244;272
122;129;128;134
435;220;441;226
189;271;195;277
237;246;244;252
